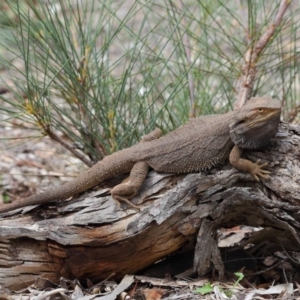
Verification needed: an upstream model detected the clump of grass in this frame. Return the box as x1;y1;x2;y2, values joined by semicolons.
0;0;299;165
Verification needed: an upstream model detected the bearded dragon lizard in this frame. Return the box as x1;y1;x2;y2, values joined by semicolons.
0;97;281;213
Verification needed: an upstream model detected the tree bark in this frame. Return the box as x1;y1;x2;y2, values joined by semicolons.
0;123;299;290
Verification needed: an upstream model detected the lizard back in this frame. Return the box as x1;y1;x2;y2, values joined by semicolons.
133;111;235;173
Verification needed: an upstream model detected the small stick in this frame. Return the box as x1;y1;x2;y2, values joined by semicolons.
236;0;291;108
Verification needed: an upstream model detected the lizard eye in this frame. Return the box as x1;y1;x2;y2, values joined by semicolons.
257;108;264;113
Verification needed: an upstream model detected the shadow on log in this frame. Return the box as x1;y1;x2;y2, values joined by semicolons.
0;123;299;290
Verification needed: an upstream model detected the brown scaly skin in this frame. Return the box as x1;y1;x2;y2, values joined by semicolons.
0;97;281;213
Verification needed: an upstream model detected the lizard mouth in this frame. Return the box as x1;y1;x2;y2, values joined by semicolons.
246;109;281;128
231;108;281;130
232;119;245;127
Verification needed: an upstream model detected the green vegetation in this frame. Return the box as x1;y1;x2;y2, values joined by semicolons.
194;272;244;296
0;0;299;165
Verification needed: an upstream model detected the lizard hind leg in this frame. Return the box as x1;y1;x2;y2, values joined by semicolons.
111;161;149;209
111;128;162;210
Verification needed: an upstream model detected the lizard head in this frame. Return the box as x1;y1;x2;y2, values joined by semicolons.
229;97;282;149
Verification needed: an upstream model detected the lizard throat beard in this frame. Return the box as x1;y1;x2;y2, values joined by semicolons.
229;112;281;149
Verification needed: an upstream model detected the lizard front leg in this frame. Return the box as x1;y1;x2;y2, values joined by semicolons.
229;145;270;181
111;128;162;209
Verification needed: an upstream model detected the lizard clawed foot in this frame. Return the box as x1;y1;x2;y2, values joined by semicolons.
113;195;140;211
250;159;270;181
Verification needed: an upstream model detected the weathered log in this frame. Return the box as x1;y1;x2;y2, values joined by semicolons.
0;123;299;290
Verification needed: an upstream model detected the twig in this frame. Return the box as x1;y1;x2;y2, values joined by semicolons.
286;104;300;123
44;125;94;167
35;288;68;300
0;87;9;94
244;259;287;277
236;0;291;108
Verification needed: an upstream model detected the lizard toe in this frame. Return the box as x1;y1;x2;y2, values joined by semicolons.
251;160;270;181
252;170;270;181
113;195;140;211
253;174;260;182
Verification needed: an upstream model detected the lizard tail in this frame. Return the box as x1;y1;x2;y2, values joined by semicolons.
0;148;136;213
